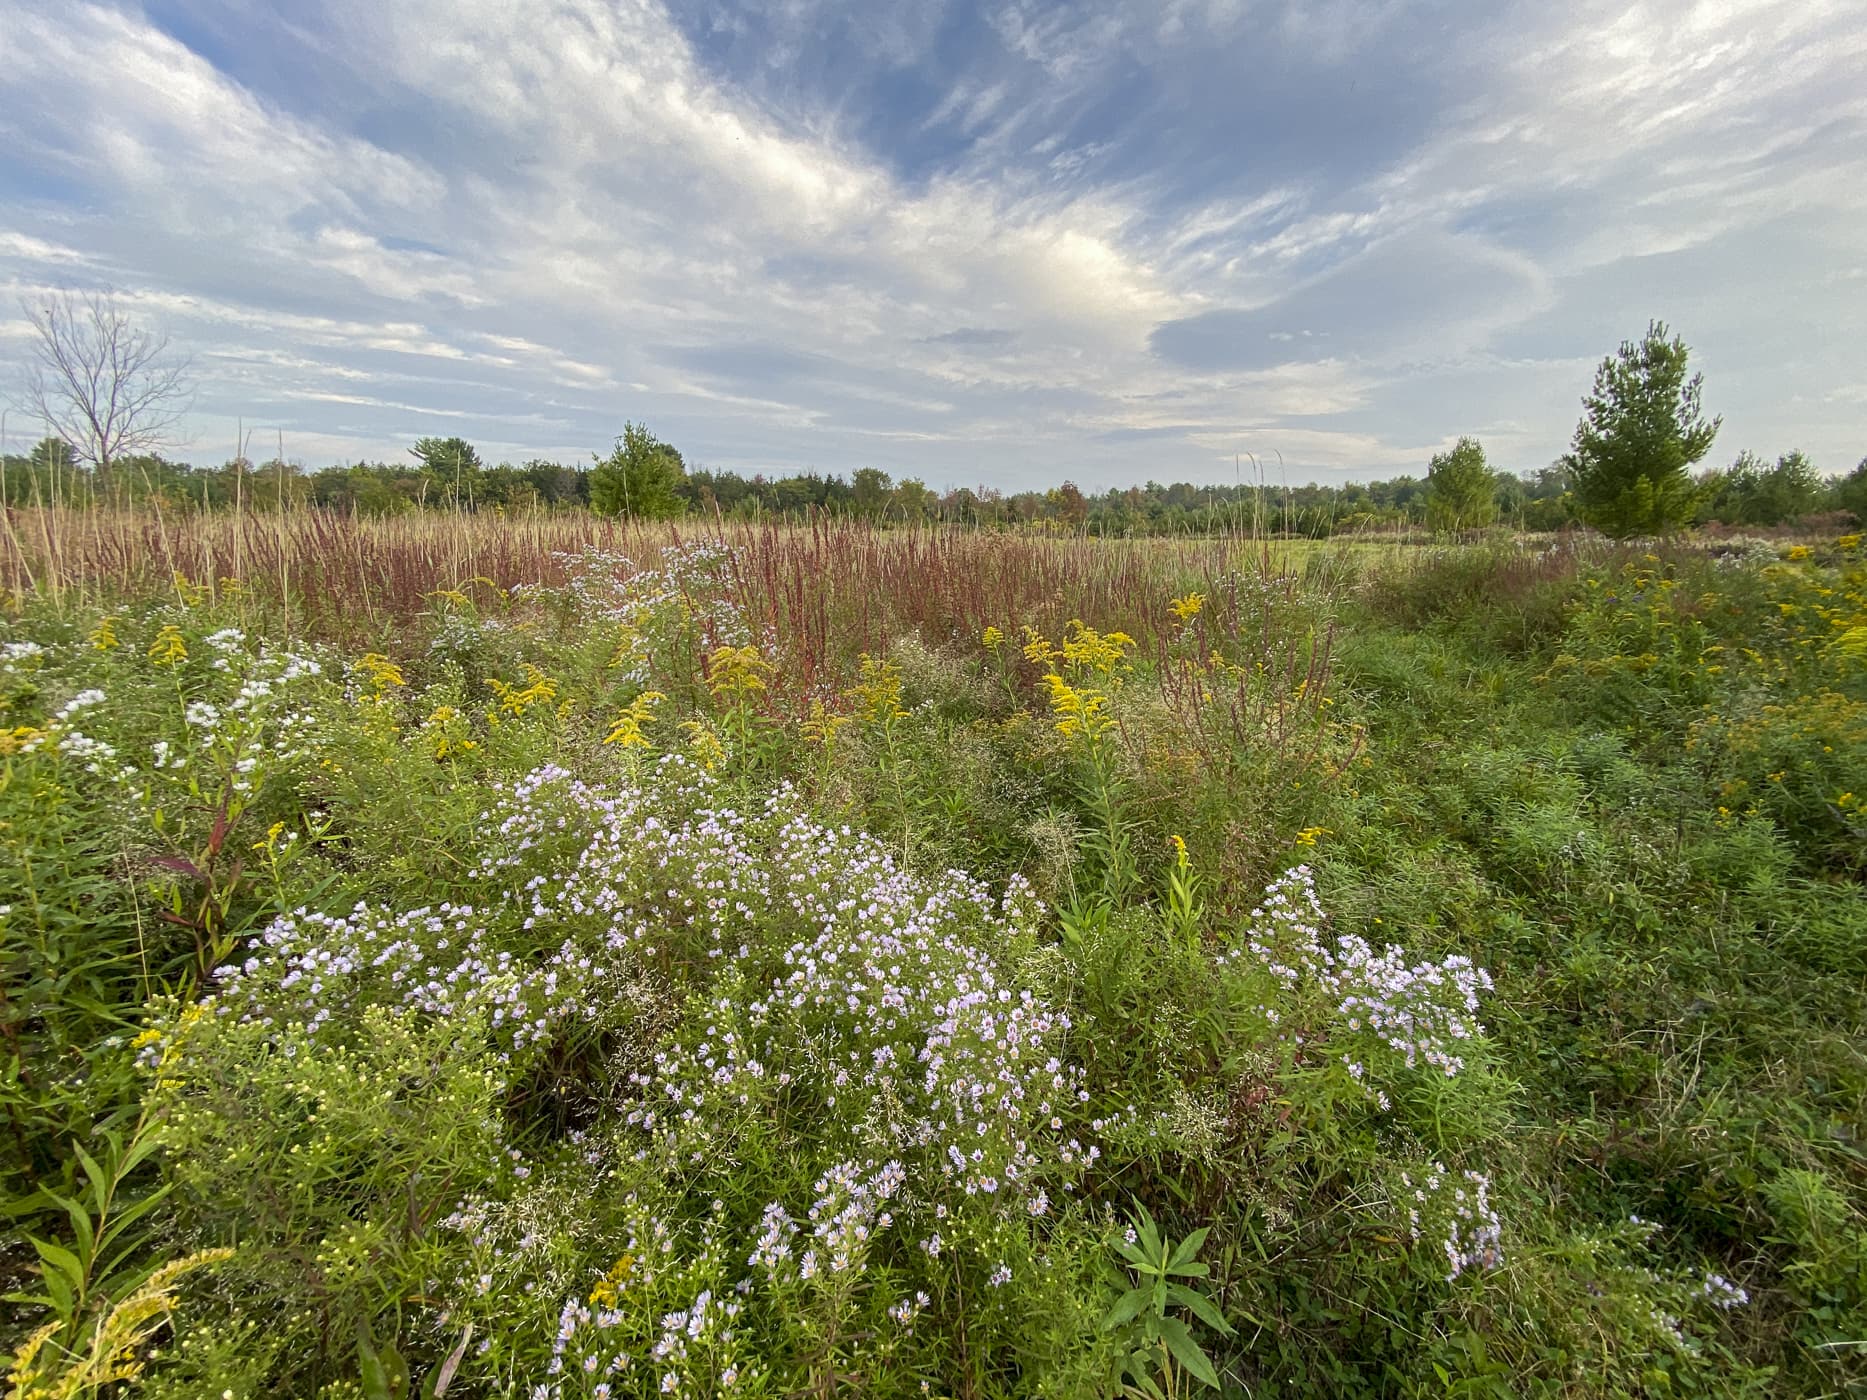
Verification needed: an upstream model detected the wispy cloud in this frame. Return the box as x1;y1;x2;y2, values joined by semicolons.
0;0;1862;484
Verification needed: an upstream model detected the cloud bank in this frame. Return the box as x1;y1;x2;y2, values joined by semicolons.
1;0;1862;487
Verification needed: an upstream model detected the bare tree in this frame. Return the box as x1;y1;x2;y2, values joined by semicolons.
21;288;192;491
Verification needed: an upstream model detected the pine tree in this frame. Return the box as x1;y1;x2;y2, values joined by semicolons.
1561;322;1719;538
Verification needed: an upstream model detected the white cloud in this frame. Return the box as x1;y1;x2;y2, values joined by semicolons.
0;0;1862;486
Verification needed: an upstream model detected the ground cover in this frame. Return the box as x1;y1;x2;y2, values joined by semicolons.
2;518;1863;1397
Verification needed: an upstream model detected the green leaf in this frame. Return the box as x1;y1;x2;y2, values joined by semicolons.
30;1235;84;1289
120;1128;165;1177
1157;1316;1222;1390
1113;1236;1155;1271
1134;1209;1163;1259
98;1182;173;1252
72;1143;111;1209
38;1268;74;1317
1167;1283;1236;1337
1167;1227;1209;1270
48;1191;94;1261
358;1327;391;1400
380;1338;410;1398
1104;1285;1153;1329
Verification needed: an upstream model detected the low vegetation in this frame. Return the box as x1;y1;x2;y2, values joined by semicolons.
2;513;1862;1396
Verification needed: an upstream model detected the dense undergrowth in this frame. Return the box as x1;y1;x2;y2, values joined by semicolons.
2;526;1863;1397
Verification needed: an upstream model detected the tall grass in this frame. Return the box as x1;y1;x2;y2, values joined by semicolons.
0;506;1397;668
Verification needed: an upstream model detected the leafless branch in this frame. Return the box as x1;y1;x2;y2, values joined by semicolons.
22;288;193;485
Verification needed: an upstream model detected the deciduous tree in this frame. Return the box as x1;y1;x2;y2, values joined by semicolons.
21;288;191;492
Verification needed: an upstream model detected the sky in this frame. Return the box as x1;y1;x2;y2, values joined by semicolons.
0;0;1863;491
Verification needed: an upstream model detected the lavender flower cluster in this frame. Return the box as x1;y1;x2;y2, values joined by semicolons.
225;758;1099;1317
1227;865;1495;1084
1399;1163;1503;1281
541;542;750;686
213;900;616;1060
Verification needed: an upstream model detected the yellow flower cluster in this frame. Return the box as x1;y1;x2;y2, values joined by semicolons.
0;725;46;755
681;718;727;770
603;691;666;749
1168;592;1206;624
353;653;405;696
88;616;119;651
6;1247;235;1400
488;663;558;718
422;704;478;758
588;1254;636;1309
148;624;188;666
705;645;772;702
847;655;906;723
1059;620;1135;675
171;571;211;608
800;698;848;747
1042;672;1113;740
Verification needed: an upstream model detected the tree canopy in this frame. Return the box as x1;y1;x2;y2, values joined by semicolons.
589;423;687;519
1561;321;1720;538
1425;437;1497;533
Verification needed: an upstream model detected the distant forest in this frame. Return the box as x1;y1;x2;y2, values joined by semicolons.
4;430;1863;536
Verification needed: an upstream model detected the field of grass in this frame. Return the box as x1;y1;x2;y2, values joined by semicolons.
2;509;1864;1398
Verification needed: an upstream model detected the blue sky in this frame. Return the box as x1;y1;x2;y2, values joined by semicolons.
1;0;1862;489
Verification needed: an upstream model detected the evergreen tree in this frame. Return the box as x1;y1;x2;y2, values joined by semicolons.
1561;321;1719;537
589;423;687;518
1424;437;1497;532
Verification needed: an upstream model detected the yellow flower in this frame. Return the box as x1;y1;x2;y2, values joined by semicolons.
89;616;120;651
0;725;47;755
1786;544;1813;561
705;645;772;702
487;663;558;717
421;705;478;758
1020;626;1056;668
982;625;1005;651
171;571;210;607
251;820;287;853
800;698;848;747
681;719;727;770
1042;672;1113;740
148;624;188;666
1293;825;1332;848
354;652;405;694
603;691;666;749
846;655;906;723
1838;534;1861;551
1168;592;1206;624
1059;620;1135;675
589;1254;635;1309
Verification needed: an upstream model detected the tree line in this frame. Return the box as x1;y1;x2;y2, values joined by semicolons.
9;430;1859;536
8;291;1865;536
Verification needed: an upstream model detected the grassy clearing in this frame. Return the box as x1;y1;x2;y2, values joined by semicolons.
1;515;1863;1398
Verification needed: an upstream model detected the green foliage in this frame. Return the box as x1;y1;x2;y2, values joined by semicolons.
1104;1207;1234;1395
1426;436;1498;533
1562;321;1721;537
588;422;687;519
3;527;1866;1397
408;438;484;506
1701;450;1826;526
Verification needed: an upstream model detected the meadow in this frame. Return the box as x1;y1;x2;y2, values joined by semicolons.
1;507;1864;1398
